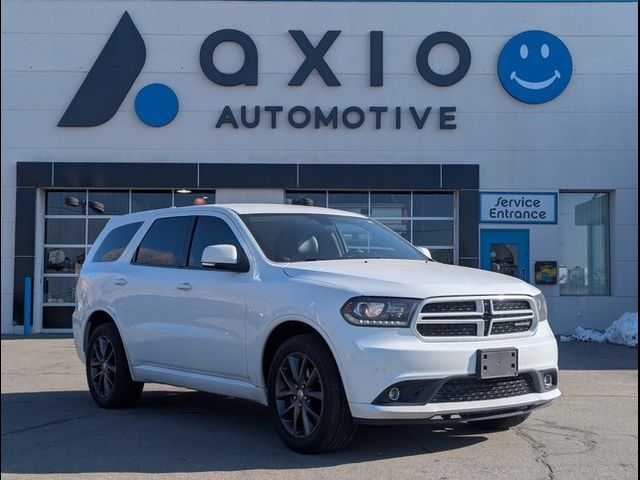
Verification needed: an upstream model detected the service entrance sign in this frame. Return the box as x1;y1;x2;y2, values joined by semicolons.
480;192;557;224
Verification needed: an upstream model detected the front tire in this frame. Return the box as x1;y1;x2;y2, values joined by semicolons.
86;323;143;409
468;413;530;430
267;334;357;453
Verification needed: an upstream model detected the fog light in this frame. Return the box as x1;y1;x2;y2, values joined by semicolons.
543;373;554;390
388;387;400;401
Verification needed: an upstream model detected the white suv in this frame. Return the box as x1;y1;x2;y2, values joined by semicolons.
73;204;560;453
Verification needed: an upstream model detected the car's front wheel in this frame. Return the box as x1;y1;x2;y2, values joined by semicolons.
267;334;357;453
86;323;143;409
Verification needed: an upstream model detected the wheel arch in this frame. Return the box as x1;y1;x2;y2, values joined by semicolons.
84;309;136;379
260;319;348;397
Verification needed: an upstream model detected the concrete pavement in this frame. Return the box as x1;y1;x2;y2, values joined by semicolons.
1;336;637;479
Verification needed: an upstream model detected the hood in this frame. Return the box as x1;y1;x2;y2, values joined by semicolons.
283;259;540;298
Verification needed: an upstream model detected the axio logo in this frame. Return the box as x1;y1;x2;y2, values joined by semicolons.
58;12;178;128
498;30;572;104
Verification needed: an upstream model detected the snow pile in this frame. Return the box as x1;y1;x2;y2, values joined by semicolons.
560;312;638;347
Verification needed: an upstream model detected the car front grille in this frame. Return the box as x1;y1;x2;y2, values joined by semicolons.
416;297;536;338
417;323;477;337
490;319;533;334
430;374;536;403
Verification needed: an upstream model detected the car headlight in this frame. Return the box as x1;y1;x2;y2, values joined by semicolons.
341;297;420;327
534;293;548;321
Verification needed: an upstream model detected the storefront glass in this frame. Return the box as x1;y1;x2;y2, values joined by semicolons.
559;192;610;296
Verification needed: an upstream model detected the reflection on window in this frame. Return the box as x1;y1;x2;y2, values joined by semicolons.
45;218;86;244
88;191;129;215
44;277;78;304
559;193;610;296
371;192;410;218
45;248;85;274
46;191;86;215
413;220;454;246
174;190;216;207
131;191;172;213
328;192;368;215
134;216;192;267
285;191;327;208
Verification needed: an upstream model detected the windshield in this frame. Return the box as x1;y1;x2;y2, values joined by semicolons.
240;213;426;263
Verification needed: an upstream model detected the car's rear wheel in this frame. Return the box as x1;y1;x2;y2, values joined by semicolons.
268;334;357;453
468;413;530;430
86;323;143;408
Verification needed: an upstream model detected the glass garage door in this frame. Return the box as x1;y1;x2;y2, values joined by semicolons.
41;189;215;330
285;191;456;264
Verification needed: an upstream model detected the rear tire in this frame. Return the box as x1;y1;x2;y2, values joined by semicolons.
267;334;357;453
86;323;143;409
468;413;530;430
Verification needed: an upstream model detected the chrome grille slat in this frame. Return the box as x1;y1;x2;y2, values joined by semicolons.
416;296;537;339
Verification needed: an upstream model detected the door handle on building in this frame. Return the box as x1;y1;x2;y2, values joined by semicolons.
176;282;193;291
113;278;128;286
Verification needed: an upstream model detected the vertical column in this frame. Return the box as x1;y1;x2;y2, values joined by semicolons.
13;187;36;327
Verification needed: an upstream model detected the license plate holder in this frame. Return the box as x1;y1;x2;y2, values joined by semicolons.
477;348;518;379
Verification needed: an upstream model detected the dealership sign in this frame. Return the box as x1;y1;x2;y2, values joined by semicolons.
58;11;573;129
480;192;557;224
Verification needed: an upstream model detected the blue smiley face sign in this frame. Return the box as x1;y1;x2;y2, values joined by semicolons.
498;30;572;104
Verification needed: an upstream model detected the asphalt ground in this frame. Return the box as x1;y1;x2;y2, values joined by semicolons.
1;336;637;480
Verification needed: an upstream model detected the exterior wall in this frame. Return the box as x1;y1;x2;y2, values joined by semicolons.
1;0;638;334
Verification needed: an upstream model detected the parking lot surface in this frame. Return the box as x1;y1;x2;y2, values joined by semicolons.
1;336;637;480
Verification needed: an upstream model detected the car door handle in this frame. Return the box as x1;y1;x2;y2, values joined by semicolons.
113;278;128;286
176;282;193;291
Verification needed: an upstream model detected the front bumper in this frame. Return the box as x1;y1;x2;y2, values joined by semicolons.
332;320;560;421
351;389;560;422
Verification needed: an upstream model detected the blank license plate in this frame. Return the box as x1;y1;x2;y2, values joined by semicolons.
477;348;518;379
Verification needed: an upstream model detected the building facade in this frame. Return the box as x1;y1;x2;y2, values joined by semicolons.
1;0;637;334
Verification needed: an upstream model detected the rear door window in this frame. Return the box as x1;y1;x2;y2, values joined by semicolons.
134;216;194;267
187;216;243;268
92;222;143;262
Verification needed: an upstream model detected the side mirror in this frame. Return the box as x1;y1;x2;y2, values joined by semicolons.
201;244;238;268
417;246;433;261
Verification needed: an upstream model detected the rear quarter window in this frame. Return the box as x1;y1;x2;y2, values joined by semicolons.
92;222;143;262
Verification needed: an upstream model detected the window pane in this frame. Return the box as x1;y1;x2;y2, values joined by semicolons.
88;191;129;215
429;249;454;265
413;193;454;217
93;222;143;262
328;192;368;215
134;216;192;267
286;191;327;208
88;218;110;244
46;191;86;215
375;218;411;241
44;247;85;273
45;218;85;244
131;191;172;213
43;306;74;329
371;192;410;218
44;276;77;303
188;216;242;267
559;193;610;296
174;190;215;207
413;220;454;246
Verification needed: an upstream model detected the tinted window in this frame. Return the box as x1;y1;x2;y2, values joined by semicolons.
93;222;143;262
134;216;193;267
188;216;242;268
